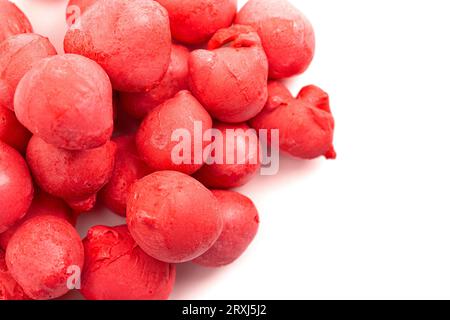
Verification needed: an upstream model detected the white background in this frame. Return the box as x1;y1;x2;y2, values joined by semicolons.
10;0;450;299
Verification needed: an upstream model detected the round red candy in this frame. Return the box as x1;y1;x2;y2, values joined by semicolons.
81;225;176;300
194;122;261;189
14;54;114;151
156;0;237;45
0;0;32;43
236;0;315;79
194;190;259;267
64;0;172;92
0;33;56;111
0;141;33;234
6;215;84;300
26;136;116;212
127;171;223;263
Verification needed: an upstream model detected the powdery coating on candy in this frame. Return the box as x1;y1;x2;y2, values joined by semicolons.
136;91;212;175
0;141;33;233
156;0;237;45
99;135;151;217
81;225;176;300
250;81;336;160
0;33;57;111
66;0;97;22
236;0;315;79
0;249;28;300
0;191;74;251
6;215;84;300
194;190;259;267
189;24;268;123
127;171;223;263
64;0;171;92
0;106;30;153
0;0;32;43
119;44;190;120
26;136;116;212
194;122;261;189
14;54;113;150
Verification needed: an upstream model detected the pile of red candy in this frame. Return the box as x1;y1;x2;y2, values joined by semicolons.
0;0;336;300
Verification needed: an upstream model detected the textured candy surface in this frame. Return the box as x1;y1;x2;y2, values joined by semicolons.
136;91;212;175
0;141;33;233
156;0;237;44
194;190;259;267
14;54;113;150
26;136;116;212
81;225;176;300
0;249;28;300
6;215;84;300
0;33;56;111
0;0;32;43
0;191;74;251
127;171;223;263
236;0;315;78
189;24;268;123
119;44;190;120
99;135;151;217
194;122;261;189
0;106;30;153
64;0;171;92
250;81;336;160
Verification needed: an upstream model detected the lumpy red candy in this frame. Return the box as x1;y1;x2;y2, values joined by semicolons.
99;135;151;217
0;191;74;251
127;171;223;263
194;190;259;267
14;54;113;150
81;225;176;300
250;81;336;160
64;0;171;92
194;122;261;189
0;0;32;43
0;106;30;153
0;33;56;111
66;0;97;24
0;249;28;300
236;0;315;79
6;215;84;300
0;141;33;234
136;91;212;175
189;24;268;123
26;136;116;212
119;44;190;120
156;0;237;45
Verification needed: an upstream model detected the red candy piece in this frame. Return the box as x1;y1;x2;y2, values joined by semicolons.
81;225;176;300
6;215;84;300
136;91;212;175
189;25;268;123
0;191;74;251
0;141;33;233
119;44;190;120
156;0;237;45
0;106;30;153
194;190;259;267
14;54;113;151
127;171;223;263
0;249;28;300
26;136;116;212
64;0;171;92
0;0;32;43
0;33;56;111
236;0;315;79
99;135;151;217
194;122;261;189
250;81;336;160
